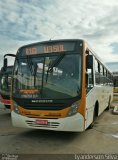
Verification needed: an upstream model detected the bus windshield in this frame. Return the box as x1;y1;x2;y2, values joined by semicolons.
13;53;81;99
0;73;12;94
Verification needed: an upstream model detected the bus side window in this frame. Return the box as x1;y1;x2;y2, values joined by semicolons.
95;59;100;84
86;68;94;89
86;54;94;92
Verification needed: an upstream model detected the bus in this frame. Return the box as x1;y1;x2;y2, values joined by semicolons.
4;39;113;131
113;72;118;101
0;54;15;109
0;66;13;109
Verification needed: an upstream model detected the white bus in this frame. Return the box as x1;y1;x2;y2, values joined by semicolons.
4;39;113;131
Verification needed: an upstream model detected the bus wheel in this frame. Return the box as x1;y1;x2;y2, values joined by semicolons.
88;109;96;129
106;97;111;111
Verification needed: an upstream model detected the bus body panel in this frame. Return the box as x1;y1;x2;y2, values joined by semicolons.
77;41;86;118
0;95;11;105
85;86;113;128
11;111;85;132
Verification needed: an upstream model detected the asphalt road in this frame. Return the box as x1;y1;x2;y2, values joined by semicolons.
0;102;118;159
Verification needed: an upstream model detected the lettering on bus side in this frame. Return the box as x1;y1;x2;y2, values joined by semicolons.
44;45;66;53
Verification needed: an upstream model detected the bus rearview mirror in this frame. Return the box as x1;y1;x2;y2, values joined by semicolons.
3;58;8;70
86;55;93;69
86;73;89;87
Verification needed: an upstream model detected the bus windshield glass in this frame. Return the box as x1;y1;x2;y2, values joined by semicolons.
13;53;81;99
0;71;12;94
0;75;11;93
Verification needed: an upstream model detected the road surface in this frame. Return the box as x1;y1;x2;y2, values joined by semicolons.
0;103;118;159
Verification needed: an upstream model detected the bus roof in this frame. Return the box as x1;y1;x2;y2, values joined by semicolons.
18;39;84;49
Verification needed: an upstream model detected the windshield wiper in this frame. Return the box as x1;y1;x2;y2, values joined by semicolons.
26;56;34;76
26;56;39;88
46;54;65;83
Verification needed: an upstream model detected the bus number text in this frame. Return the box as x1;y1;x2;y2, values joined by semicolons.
44;45;66;53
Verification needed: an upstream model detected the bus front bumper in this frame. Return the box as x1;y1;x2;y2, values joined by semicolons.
11;111;85;132
0;95;11;105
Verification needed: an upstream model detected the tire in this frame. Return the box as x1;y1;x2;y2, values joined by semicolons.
88;109;96;129
106;97;111;111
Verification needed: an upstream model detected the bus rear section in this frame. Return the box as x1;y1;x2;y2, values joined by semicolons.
7;39;113;132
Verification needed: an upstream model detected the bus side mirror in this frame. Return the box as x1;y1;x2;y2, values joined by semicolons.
86;55;93;69
86;72;89;87
3;58;8;71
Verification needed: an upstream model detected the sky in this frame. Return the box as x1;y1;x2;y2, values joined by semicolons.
0;0;118;71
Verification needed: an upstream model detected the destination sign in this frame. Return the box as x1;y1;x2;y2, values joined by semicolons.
19;41;77;56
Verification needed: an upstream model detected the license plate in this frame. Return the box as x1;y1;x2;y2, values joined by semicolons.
35;119;48;125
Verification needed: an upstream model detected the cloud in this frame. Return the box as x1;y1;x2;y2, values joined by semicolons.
0;0;118;69
106;62;118;71
110;43;118;54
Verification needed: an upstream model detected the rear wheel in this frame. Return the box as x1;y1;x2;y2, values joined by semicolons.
106;97;111;111
88;109;96;129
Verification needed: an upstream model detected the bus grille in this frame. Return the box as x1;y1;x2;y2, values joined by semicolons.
26;120;60;128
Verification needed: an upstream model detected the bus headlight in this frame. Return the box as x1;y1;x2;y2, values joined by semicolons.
68;101;80;116
13;101;20;114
